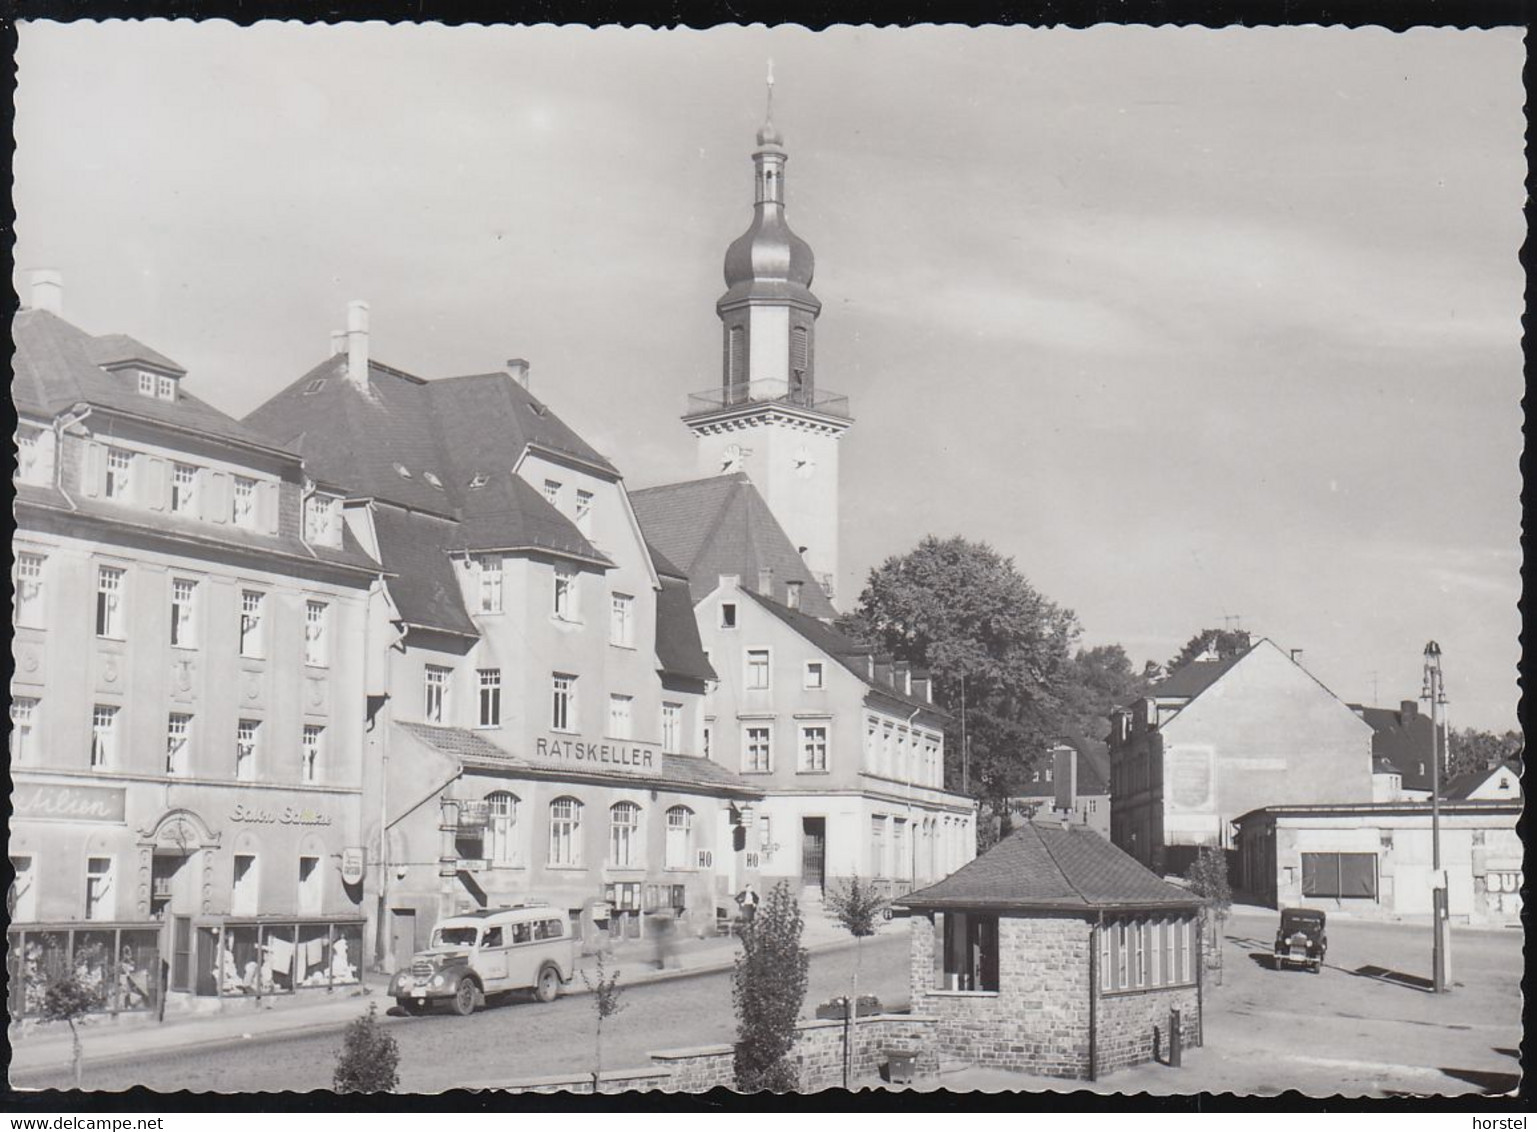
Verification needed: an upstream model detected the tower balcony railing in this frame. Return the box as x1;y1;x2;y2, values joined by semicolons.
686;379;851;421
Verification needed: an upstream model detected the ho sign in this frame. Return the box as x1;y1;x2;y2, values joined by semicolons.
341;847;367;886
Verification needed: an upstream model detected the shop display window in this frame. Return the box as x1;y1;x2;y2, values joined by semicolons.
6;926;160;1019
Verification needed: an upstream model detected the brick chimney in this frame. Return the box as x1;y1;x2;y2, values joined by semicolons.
757;568;774;596
346;300;370;388
30;269;63;315
1400;700;1419;721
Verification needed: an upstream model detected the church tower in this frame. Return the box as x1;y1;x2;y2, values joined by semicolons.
684;70;852;604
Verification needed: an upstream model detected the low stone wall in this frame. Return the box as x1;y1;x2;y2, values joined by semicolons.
496;1014;938;1094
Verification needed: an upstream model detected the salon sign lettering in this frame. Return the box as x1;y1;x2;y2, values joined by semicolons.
14;783;127;823
230;803;333;826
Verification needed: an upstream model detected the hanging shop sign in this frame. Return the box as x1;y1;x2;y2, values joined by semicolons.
13;783;127;823
340;847;367;885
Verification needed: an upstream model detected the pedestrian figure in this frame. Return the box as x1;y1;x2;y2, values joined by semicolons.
736;883;760;929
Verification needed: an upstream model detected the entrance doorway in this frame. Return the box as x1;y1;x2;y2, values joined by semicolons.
390;908;417;965
801;817;826;891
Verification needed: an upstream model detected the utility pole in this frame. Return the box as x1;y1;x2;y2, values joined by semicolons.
1421;641;1450;993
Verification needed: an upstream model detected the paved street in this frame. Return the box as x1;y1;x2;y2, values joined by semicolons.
10;933;911;1093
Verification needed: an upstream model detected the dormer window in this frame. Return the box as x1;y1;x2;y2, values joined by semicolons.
304;493;338;545
468;473;489;490
15;425;46;486
134;369;178;401
231;476;257;528
304;379;326;395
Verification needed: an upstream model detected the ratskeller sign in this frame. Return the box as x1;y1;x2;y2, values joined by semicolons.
534;736;657;773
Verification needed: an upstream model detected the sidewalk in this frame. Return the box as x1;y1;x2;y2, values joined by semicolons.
9;921;873;1079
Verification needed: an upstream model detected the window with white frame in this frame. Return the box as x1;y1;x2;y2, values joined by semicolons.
469;554;503;614
477;668;502;727
170;463;198;516
552;673;576;731
16;426;45;485
542;479;561;506
665;806;694;869
235;719;259;780
719;602;737;629
85;857;114;921
553;567;578;620
232;855;259;917
608;694;633;739
661;702;683;755
804;660;825;690
486;792;519;866
238;590;265;657
104;447;132;500
800;724;829;772
864;717;878;771
157;374;177;401
893;817;908;879
90;705;118;769
758;814;772;857
302;724;324;784
137;370;157;397
303;600;329;666
575;489;594;535
609;801;640;867
1099;917;1195;993
11;697;38;764
166;713;192;776
548;797;582;866
743;725;772;773
881;724;895;777
424;665;451;724
10;855;37;921
298;855;323;915
746;649;770;690
170;578;198;648
96;565;125;638
231;476;257;528
14;551;45;627
871;815;888;877
610;593;634;647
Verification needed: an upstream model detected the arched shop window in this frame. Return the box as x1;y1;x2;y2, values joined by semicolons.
549;797;583;867
486;791;519;866
665;806;694;869
609;801;640;868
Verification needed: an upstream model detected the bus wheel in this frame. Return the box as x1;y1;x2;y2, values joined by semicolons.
451;979;478;1016
535;965;561;1004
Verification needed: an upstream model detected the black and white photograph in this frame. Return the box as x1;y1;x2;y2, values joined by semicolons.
6;20;1525;1102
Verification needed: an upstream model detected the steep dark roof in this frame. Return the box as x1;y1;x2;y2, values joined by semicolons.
740;588;942;716
629;474;838;619
1071;738;1111;795
1351;703;1436;793
396;722;761;799
899;822;1199;914
655;574;717;684
371;505;479;636
1151;649;1250;700
85;333;186;374
1441;761;1523;802
13;309;283;452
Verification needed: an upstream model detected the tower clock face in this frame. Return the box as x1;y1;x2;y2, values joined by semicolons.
793;446;816;478
721;443;744;473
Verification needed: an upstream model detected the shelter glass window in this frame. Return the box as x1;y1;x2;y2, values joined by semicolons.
933;911;998;992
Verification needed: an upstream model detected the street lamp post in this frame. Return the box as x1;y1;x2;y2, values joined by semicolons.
1421;641;1450;994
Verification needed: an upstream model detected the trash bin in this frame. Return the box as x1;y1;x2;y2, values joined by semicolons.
884;1049;917;1085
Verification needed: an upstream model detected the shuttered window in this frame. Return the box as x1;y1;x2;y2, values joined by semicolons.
1301;852;1378;899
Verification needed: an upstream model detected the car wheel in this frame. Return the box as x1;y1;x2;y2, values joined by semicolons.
534;965;561;1004
451;979;478;1016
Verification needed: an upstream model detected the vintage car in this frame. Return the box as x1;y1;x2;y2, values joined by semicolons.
390;903;575;1016
1273;907;1326;973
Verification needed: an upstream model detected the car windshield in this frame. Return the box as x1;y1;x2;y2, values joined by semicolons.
1282;913;1323;930
431;926;479;947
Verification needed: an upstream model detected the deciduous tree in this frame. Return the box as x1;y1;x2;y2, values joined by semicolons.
848;535;1080;821
41;971;102;1089
1059;644;1154;744
824;875;887;1088
732;881;809;1092
1447;728;1523;781
332;1002;400;1093
1166;628;1252;673
580;953;626;1093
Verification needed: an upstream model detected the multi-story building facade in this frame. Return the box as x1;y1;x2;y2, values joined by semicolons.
685;577;972;899
1108;637;1375;875
9;284;381;1015
243;308;760;966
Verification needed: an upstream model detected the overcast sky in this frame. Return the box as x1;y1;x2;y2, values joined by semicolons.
14;23;1524;730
